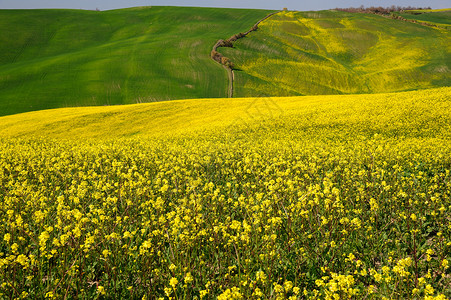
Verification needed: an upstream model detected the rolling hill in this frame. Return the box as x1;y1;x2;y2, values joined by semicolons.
0;87;449;139
221;10;451;97
1;5;451;299
398;9;451;28
1;7;450;117
0;6;273;116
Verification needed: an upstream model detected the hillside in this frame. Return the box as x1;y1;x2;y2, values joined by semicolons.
221;10;451;97
2;4;451;298
399;9;451;28
0;87;449;139
1;7;450;117
0;6;273;116
0;88;450;298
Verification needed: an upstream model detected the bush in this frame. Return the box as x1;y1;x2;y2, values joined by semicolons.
210;50;223;63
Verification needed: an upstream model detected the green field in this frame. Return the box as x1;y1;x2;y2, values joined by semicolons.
221;10;451;97
1;7;450;116
0;6;272;116
400;9;451;28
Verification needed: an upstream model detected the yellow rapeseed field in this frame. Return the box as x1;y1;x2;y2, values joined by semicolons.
0;88;450;299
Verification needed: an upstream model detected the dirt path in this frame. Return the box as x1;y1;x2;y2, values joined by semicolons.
225;67;234;98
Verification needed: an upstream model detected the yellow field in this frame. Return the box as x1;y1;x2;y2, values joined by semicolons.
1;88;450;299
1;87;450;139
405;9;451;13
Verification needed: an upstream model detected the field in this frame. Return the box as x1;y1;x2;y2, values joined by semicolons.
1;4;451;300
399;9;451;28
0;7;273;116
221;10;451;97
1;8;451;117
1;87;450;299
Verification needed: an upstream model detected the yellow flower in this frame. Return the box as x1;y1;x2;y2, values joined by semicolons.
424;284;434;295
373;272;382;282
16;255;28;268
169;277;178;289
200;290;209;299
253;287;263;297
97;286;106;295
102;249;111;258
169;263;176;271
284;281;293;292
184;272;193;284
256;270;267;282
11;243;19;254
441;259;449;269
274;284;283;293
3;233;11;243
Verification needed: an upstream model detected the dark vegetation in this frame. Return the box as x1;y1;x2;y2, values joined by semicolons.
335;6;432;15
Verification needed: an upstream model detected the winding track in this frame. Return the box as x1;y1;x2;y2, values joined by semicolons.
211;11;280;98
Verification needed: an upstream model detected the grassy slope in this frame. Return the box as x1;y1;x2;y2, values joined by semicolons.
0;6;273;116
400;9;451;28
0;87;449;139
221;10;451;97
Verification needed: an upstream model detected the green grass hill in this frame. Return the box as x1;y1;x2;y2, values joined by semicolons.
0;7;450;117
399;9;451;28
221;10;451;97
0;6;272;116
